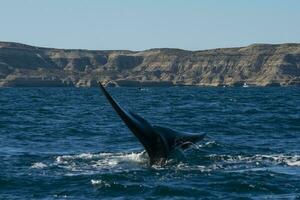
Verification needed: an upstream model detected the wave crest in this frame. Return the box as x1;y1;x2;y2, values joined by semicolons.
53;151;149;175
207;154;300;167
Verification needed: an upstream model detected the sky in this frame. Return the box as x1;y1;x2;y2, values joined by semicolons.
0;0;300;51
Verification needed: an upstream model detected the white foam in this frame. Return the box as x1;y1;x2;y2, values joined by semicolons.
53;194;68;198
30;162;47;169
197;141;217;148
285;158;300;166
57;151;146;162
54;151;148;174
208;154;300;167
52;151;300;176
91;179;111;187
175;162;209;171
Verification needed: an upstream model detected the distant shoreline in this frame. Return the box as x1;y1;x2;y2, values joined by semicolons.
1;41;300;87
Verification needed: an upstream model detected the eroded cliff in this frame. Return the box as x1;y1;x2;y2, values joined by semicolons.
0;42;300;87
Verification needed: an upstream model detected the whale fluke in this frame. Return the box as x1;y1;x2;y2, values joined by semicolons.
98;81;205;165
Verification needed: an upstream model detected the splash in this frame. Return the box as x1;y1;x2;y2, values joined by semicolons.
91;179;111;188
53;151;149;175
56;151;147;164
208;154;300;167
30;162;48;169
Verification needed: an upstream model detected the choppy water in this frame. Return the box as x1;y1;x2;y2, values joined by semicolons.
0;87;300;199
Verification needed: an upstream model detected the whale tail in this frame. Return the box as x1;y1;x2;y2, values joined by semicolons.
98;81;205;165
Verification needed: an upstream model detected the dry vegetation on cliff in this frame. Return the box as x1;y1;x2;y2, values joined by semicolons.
0;42;300;87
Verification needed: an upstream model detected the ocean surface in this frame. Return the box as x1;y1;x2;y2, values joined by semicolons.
0;86;300;199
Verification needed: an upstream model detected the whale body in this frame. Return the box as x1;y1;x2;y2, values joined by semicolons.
98;82;205;165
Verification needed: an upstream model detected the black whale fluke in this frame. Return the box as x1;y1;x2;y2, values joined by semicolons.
98;81;205;165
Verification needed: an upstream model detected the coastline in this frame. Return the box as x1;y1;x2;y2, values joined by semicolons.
1;42;300;87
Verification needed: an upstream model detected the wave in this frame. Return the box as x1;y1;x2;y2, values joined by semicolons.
90;179;111;188
28;149;300;178
207;154;300;167
52;151;149;176
30;162;48;169
55;151;148;165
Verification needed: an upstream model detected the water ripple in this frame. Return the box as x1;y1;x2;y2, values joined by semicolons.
0;87;300;199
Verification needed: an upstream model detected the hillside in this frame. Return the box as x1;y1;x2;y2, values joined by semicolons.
0;42;300;87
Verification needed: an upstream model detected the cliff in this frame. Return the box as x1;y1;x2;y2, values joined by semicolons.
0;41;300;87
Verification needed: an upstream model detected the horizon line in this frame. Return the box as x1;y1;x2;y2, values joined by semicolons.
1;40;299;52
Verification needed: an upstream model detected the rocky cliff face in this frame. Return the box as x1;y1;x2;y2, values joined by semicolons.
0;41;300;87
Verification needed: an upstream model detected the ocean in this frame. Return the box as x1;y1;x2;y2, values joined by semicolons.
0;87;299;199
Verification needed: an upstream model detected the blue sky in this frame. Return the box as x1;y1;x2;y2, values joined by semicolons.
0;0;299;50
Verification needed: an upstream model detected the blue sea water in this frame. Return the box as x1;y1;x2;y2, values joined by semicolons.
0;86;300;199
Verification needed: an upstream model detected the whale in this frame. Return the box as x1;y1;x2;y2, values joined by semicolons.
98;82;205;165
